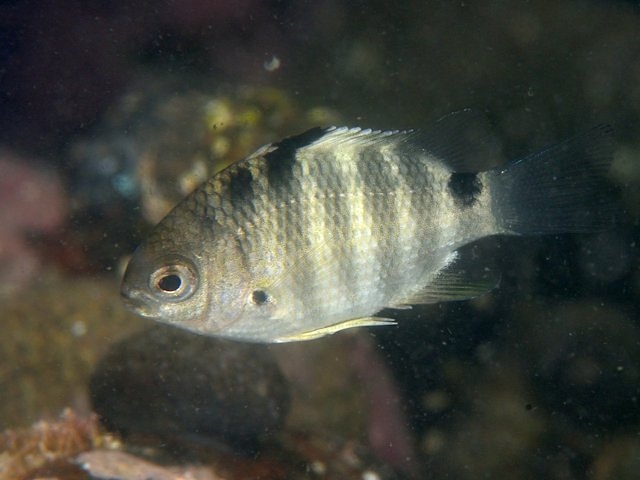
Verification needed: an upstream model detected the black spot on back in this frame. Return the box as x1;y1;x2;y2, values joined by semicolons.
449;172;482;207
264;127;326;188
228;167;254;205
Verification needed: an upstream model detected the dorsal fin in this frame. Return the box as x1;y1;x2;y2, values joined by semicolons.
413;109;504;172
254;109;502;181
307;126;416;150
293;109;502;172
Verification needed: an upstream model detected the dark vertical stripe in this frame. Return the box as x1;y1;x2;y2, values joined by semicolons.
448;172;482;207
355;148;424;203
355;151;391;190
264;127;327;188
227;166;254;206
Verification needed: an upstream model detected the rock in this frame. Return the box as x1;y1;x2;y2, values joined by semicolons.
273;331;420;477
76;430;401;480
0;274;146;430
0;409;116;480
90;325;290;451
77;450;219;480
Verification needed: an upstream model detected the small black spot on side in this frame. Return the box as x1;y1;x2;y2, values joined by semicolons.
228;167;254;205
251;289;269;305
448;172;482;207
264;127;326;187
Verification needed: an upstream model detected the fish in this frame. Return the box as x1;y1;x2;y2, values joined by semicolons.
120;110;615;343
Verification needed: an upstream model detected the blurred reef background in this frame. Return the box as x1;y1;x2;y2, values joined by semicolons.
1;0;640;479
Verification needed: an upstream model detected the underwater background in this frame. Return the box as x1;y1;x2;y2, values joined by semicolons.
1;0;639;478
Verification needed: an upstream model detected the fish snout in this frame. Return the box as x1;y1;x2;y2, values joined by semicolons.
120;285;157;318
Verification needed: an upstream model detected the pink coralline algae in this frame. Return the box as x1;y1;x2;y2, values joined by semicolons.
0;150;67;295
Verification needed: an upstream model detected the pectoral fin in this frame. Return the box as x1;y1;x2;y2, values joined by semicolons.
275;317;397;342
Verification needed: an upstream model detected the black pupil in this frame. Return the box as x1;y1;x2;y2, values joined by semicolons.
158;274;182;292
252;290;268;305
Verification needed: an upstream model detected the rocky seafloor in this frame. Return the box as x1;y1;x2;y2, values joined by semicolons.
2;1;640;479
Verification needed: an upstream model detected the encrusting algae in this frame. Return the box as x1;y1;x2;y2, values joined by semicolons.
0;409;118;480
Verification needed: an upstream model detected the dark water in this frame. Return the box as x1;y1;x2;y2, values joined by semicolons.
1;1;639;479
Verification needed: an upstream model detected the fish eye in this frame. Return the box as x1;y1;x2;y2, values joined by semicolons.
150;260;198;302
251;289;269;305
158;273;182;292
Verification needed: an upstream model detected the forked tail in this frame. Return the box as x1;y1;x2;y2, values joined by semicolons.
486;125;616;235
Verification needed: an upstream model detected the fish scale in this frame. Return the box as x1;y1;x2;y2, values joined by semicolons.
250;136;483;327
121;114;615;342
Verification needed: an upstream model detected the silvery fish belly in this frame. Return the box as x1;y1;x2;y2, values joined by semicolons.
121;111;615;342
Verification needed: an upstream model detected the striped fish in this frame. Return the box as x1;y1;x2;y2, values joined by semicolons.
121;111;615;342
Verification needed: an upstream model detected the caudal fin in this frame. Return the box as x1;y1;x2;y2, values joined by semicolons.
486;125;617;235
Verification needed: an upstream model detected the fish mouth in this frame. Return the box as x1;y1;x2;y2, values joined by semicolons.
120;287;158;318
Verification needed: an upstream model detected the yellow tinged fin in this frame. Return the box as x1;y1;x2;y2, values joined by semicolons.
275;317;397;342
